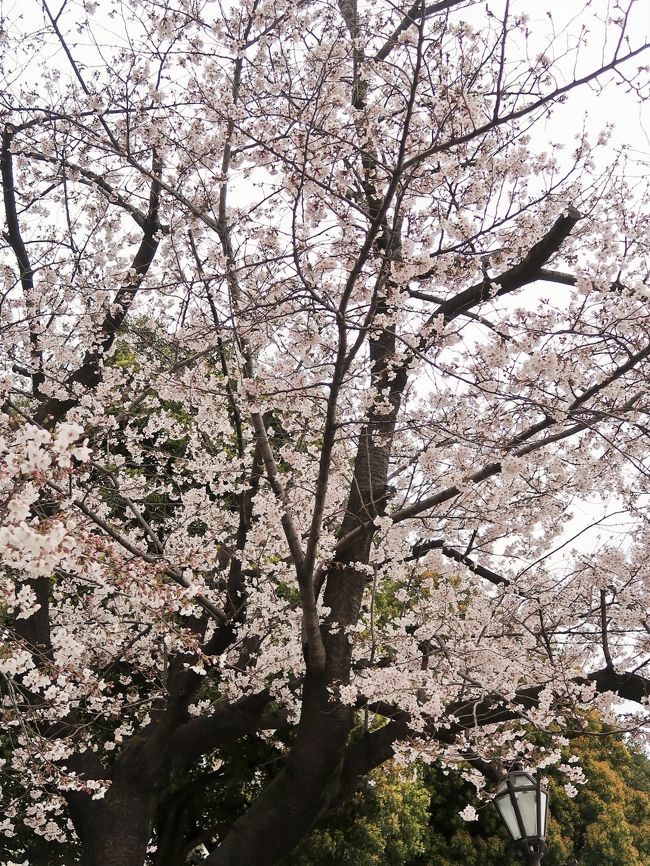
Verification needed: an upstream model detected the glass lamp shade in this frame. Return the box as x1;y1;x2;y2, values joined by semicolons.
494;769;548;843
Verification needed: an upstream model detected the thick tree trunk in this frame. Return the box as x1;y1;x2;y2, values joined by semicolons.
203;669;352;866
79;795;154;866
67;741;163;866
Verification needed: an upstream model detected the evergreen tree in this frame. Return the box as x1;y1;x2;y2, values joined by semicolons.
285;720;650;866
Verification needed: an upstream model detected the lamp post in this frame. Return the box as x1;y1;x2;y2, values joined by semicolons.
493;766;549;866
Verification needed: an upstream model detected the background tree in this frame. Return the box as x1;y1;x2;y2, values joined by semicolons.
290;719;650;866
1;1;649;865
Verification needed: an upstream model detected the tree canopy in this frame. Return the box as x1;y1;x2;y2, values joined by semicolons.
1;1;649;864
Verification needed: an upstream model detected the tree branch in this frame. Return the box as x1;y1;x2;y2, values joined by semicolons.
428;207;581;327
390;360;648;526
20;149;161;231
374;0;468;62
45;476;228;625
408;538;509;586
168;690;280;774
338;665;650;796
403;43;650;171
34;150;163;427
2;125;44;396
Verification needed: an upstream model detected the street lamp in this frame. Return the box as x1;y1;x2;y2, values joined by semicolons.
494;766;549;866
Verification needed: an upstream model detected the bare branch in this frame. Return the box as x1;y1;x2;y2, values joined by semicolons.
428;208;582;326
408;538;509;586
403;43;650;171
374;0;469;62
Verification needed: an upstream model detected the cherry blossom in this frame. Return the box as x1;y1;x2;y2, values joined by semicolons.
0;1;649;864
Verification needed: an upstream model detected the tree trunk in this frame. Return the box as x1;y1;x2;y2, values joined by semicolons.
203;667;352;866
79;795;154;866
67;743;162;866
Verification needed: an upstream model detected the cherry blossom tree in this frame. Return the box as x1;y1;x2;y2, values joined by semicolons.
1;1;649;864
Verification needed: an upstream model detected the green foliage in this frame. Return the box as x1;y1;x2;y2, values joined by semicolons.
542;723;650;866
407;764;508;866
280;720;650;866
285;764;430;866
109;340;140;371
